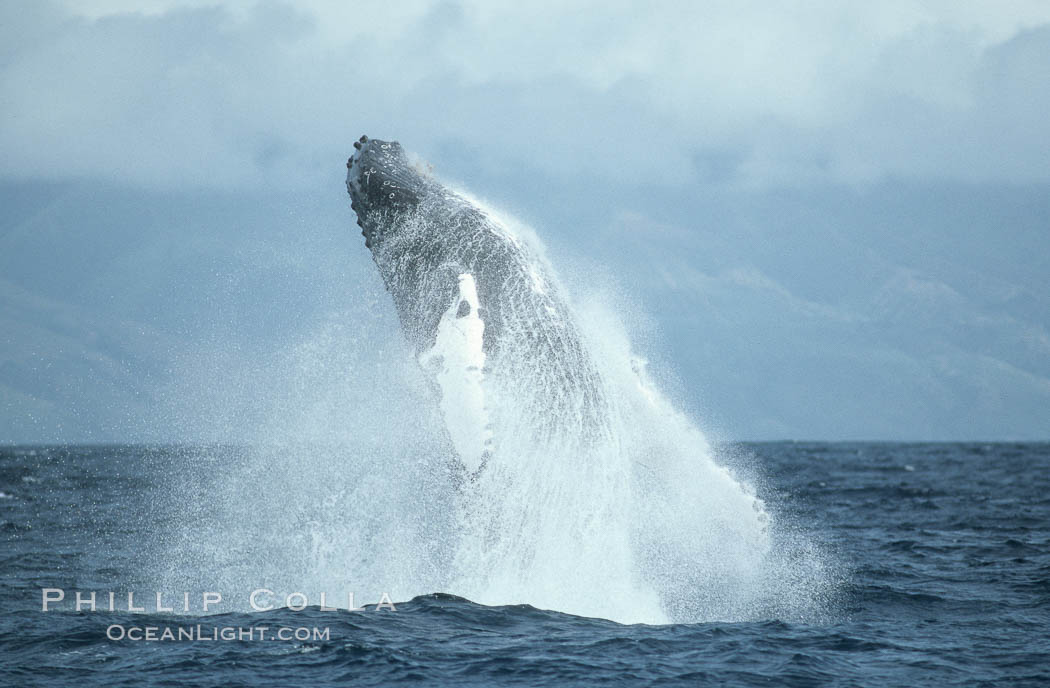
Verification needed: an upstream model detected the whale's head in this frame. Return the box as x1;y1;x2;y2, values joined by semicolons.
346;135;427;249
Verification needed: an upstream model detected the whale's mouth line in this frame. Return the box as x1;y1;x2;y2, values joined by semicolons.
346;135;369;243
345;134;369;189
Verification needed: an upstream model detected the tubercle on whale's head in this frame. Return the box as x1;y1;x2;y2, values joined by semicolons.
346;135;427;249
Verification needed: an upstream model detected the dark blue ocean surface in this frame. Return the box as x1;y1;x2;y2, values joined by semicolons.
1;443;1048;686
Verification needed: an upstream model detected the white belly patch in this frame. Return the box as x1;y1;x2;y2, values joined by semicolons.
418;273;493;476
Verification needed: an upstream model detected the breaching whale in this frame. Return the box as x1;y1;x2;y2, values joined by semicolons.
345;135;609;478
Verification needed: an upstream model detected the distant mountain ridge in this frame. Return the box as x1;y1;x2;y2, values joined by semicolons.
1;178;1048;442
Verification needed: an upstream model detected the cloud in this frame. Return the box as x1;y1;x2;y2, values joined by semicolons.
1;0;1049;190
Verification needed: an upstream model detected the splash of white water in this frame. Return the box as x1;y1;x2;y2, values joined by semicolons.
153;195;836;625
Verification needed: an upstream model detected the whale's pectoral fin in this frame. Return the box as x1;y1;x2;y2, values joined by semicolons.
418;273;494;478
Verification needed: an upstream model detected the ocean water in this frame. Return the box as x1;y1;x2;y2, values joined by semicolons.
1;442;1047;686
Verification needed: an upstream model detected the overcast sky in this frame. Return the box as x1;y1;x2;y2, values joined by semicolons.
4;0;1050;189
2;1;1049;441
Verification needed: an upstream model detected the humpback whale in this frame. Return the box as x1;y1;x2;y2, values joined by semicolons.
345;135;609;478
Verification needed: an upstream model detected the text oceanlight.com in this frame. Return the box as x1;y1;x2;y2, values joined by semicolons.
105;625;331;642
